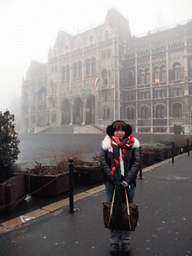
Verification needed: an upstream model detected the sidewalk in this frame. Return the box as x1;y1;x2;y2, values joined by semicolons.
0;153;192;255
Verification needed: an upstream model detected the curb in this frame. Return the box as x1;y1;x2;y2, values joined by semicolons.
0;185;105;234
0;152;189;234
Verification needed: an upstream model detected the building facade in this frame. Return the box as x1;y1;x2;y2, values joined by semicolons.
121;21;192;134
21;8;192;134
21;61;47;133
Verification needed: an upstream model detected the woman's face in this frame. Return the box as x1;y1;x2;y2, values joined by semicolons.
114;129;125;139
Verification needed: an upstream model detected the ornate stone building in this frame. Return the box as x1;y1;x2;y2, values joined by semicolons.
21;8;192;134
121;20;192;134
21;61;47;133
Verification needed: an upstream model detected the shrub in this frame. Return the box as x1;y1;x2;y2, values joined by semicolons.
0;110;20;182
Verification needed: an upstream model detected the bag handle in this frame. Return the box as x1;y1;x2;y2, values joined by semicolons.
108;186;116;227
125;187;132;230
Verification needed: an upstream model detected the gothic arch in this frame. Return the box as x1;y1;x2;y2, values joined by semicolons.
73;97;83;124
145;68;150;84
61;98;70;124
86;95;95;124
103;106;110;120
138;69;145;85
172;102;182;118
122;69;134;87
160;65;166;82
153;65;160;83
173;62;181;80
125;106;135;120
155;104;165;118
139;104;150;119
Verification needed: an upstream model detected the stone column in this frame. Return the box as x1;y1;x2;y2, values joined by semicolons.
82;102;86;125
69;102;73;125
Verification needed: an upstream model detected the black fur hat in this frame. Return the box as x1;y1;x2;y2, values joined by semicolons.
106;120;132;137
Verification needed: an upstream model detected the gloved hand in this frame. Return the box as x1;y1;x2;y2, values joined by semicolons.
121;181;128;187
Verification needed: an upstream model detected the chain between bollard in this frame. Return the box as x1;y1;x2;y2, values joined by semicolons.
172;142;174;164
139;146;142;179
69;158;74;213
187;139;190;156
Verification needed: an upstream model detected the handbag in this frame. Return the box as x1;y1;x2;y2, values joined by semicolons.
102;187;139;231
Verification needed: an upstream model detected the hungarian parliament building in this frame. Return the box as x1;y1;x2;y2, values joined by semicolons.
21;8;192;134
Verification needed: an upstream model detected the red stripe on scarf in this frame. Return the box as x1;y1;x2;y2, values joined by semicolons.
111;167;116;176
114;159;119;167
127;135;134;147
110;135;135;176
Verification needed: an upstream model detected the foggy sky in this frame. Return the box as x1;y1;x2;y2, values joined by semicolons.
1;0;192;114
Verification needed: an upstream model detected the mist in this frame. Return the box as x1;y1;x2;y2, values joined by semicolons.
1;0;192;121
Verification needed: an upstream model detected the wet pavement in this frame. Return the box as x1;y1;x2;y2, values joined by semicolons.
0;153;192;255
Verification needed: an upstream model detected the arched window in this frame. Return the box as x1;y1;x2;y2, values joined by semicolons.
174;63;181;80
173;103;182;118
73;62;77;79
62;66;65;82
104;107;110;120
140;106;150;119
66;65;70;81
126;107;135;120
156;105;165;118
161;66;166;82
138;69;145;85
78;61;82;78
101;68;107;85
86;59;91;76
154;67;160;83
145;69;150;84
121;69;127;88
91;57;96;74
127;71;134;87
51;112;57;122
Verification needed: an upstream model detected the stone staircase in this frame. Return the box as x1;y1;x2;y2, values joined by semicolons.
74;125;103;134
38;125;75;134
38;125;104;134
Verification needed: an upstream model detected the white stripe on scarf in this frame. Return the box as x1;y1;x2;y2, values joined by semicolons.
120;149;124;177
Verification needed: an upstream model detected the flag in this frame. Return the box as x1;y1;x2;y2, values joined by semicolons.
92;76;99;94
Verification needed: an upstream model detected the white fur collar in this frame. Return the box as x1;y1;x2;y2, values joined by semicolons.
102;135;112;151
101;135;140;151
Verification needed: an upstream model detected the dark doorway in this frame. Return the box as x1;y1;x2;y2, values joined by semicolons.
86;95;95;124
61;99;70;124
73;97;83;124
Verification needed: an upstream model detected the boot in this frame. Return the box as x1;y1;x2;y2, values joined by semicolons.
122;243;131;254
110;243;119;254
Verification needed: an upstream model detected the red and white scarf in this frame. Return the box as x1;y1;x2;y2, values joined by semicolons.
110;135;135;176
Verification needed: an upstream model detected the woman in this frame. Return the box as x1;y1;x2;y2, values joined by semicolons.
100;120;140;255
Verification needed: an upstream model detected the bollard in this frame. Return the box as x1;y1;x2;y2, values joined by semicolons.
172;142;174;164
69;158;74;213
187;139;190;156
139;146;142;179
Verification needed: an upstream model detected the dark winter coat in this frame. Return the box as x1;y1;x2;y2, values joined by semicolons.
100;135;140;186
